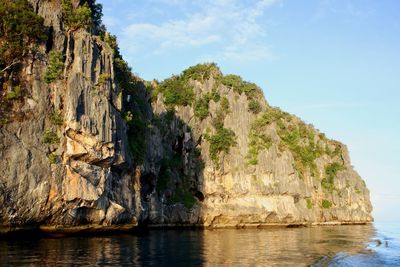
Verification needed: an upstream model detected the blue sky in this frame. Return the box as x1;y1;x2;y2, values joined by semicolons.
98;0;400;222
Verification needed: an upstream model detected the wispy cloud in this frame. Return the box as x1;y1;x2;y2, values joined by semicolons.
120;0;280;63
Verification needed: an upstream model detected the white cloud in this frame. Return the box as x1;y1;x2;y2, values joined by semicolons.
121;0;280;63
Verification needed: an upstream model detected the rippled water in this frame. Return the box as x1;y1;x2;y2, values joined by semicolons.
0;223;399;266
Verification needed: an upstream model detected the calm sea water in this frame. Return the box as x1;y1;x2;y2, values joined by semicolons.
0;223;399;266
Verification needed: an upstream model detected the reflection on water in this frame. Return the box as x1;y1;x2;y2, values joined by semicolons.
202;225;375;266
0;224;398;266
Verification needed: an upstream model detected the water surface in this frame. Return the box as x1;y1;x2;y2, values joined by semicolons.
0;223;398;266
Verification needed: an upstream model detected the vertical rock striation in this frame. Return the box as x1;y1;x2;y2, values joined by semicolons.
141;68;373;227
0;1;372;232
0;0;138;231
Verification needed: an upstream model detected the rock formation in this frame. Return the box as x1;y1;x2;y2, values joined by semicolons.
0;0;372;233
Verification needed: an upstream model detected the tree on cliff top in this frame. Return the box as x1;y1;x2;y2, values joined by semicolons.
0;0;47;73
62;0;104;35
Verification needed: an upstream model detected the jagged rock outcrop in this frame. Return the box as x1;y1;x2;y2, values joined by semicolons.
0;0;138;232
0;0;372;233
142;72;373;227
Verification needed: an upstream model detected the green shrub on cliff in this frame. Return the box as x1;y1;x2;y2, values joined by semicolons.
221;97;230;112
248;107;324;178
44;51;64;84
205;126;237;166
278;123;322;178
194;97;210;120
62;0;104;34
0;0;47;72
158;76;194;107
193;90;222;121
246;132;272;165
62;0;92;29
47;153;58;164
51;111;64;126
321;162;345;192
96;73;110;87
326;142;342;157
325;162;345;178
104;32;119;52
168;188;197;209
306;198;313;209
181;63;222;83
155;64;221;108
221;74;262;99
5;86;22;101
84;0;104;33
322;199;332;209
246;108;286;165
114;58;136;92
125;115;147;164
248;99;262;114
43;129;59;144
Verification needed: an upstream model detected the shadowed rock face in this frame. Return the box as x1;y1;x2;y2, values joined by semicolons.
0;0;372;232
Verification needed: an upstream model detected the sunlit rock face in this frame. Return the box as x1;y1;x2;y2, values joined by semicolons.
0;0;372;232
0;0;137;229
145;75;372;227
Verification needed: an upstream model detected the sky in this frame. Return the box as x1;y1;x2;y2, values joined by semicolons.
98;0;400;222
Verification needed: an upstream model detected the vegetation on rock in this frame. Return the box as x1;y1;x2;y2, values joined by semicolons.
62;0;103;32
321;162;345;192
322;199;332;209
103;31;150;166
278;121;322;178
246;108;287;165
160;76;194;107
307;198;313;209
42;129;60;144
169;188;197;209
51;111;64;126
194;90;221;120
221;74;263;100
153;63;263;116
205;126;237;166
221;96;230;112
0;0;47;72
96;73;110;87
124;111;147;164
62;0;91;29
194;96;210;120
246;106;341;179
47;153;58;164
5;86;22;101
246;131;272;165
44;51;64;84
248;99;262;114
181;63;222;83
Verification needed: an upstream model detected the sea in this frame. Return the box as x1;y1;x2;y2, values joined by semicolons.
0;222;399;266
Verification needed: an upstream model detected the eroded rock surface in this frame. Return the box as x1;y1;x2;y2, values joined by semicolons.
0;0;372;232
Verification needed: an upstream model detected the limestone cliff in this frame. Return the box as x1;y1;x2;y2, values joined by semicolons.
0;0;138;231
0;0;372;233
140;66;373;227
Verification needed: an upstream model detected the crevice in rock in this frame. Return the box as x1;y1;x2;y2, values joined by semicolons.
194;191;205;202
46;26;54;53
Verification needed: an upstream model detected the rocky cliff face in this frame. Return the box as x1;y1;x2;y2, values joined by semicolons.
0;0;372;232
0;0;139;231
141;72;373;227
